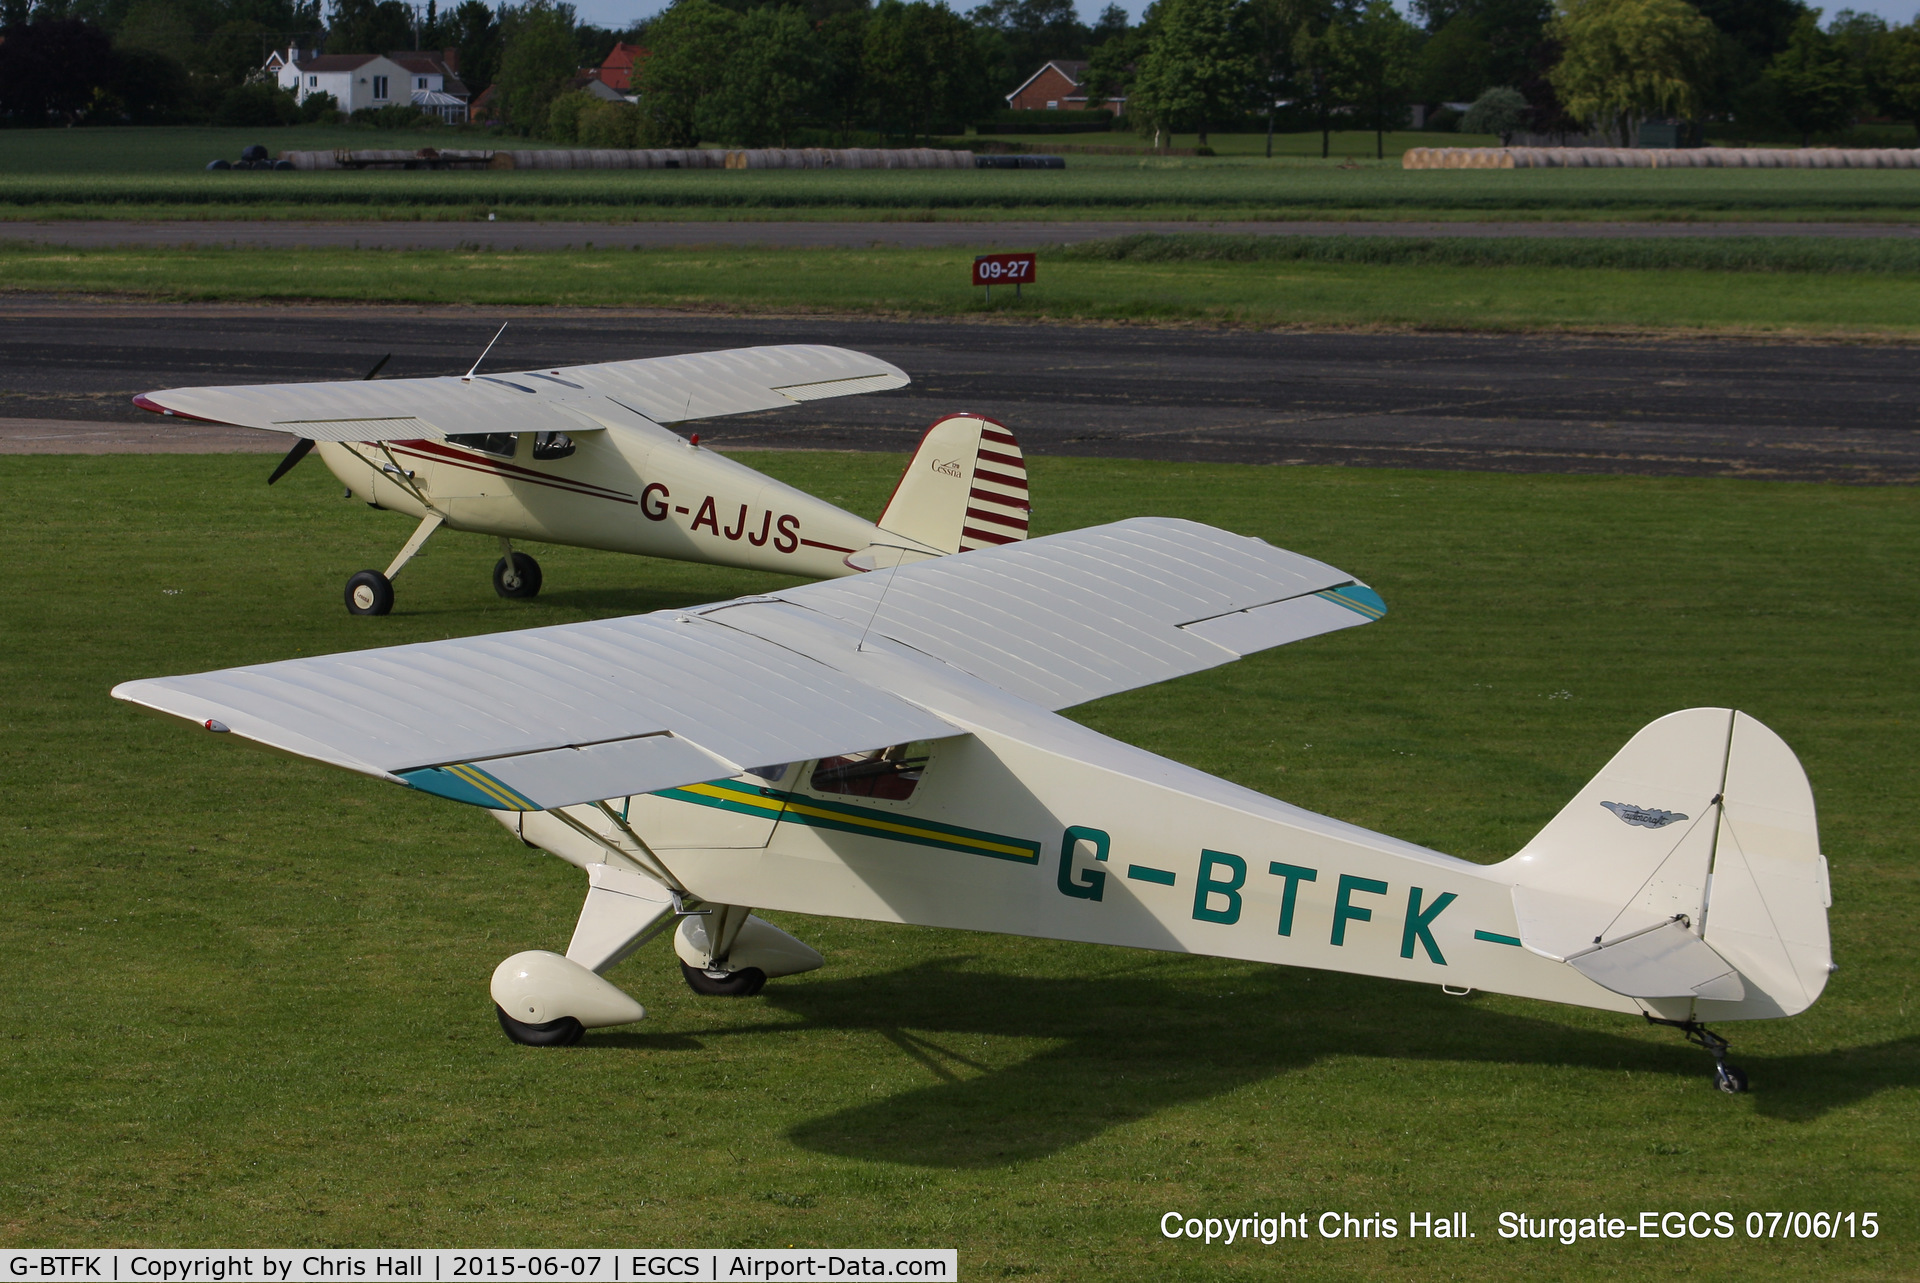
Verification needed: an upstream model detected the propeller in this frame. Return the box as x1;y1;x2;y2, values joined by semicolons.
267;353;390;485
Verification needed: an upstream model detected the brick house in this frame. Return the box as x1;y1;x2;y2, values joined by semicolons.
1003;59;1124;115
596;41;648;94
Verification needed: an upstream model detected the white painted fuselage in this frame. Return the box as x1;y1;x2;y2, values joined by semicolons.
318;418;884;581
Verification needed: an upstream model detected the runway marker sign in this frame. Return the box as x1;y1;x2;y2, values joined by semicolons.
974;252;1035;301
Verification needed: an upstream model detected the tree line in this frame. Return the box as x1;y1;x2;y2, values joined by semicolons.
3;0;1917;152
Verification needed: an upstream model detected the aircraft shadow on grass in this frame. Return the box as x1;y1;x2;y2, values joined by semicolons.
592;958;1919;1168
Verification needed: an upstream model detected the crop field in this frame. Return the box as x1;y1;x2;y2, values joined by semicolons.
5;236;1919;336
0;126;1496;175
4;153;1920;222
1;450;1915;1277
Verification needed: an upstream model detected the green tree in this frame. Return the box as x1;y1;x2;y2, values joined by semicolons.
1548;0;1715;144
495;0;577;134
1413;0;1551;101
438;0;500;95
1083;6;1149;112
968;0;1089;91
1245;0;1332;155
1879;20;1920;139
863;0;993;142
1128;0;1254;148
700;4;823;145
634;0;737;145
327;0;412;53
814;5;871;141
1325;0;1416;157
1765;11;1863;143
1460;82;1527;138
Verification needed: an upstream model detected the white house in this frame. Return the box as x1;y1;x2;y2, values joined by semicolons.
272;47;469;121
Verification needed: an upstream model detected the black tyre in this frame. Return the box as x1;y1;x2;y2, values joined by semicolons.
680;961;767;997
345;569;394;616
495;1005;585;1046
1715;1064;1750;1094
493;552;543;599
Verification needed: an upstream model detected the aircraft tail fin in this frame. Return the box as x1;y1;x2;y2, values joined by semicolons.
875;414;1029;556
1500;709;1832;1020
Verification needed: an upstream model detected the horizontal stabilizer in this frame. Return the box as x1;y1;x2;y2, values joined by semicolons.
1566;919;1745;1001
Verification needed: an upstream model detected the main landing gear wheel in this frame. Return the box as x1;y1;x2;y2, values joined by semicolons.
1714;1063;1750;1094
495;1004;585;1046
493;552;543;599
345;569;394;616
680;961;767;997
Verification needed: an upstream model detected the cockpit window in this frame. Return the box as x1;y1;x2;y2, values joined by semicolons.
532;431;576;460
446;432;517;458
809;742;930;801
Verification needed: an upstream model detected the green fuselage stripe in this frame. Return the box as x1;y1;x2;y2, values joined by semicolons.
654;779;1041;864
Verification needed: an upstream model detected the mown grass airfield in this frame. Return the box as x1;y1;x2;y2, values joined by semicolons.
1;126;1916;1279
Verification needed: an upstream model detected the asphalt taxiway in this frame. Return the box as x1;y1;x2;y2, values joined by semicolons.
3;298;1914;481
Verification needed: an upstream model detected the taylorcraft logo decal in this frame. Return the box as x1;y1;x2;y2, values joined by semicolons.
1600;801;1688;829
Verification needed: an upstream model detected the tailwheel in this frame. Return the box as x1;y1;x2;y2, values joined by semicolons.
495;1005;585;1046
1647;1014;1749;1094
680;961;767;997
345;569;394;616
493;552;543;599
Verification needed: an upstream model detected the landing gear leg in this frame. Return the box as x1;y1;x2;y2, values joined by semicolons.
1647;1015;1748;1093
344;512;443;616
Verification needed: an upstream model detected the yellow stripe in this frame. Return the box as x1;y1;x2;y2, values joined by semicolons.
779;798;1033;857
449;763;532;809
681;781;784;813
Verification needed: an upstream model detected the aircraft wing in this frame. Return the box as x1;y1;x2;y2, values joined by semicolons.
736;516;1386;710
132;345;911;442
112;519;1382;809
112;612;958;811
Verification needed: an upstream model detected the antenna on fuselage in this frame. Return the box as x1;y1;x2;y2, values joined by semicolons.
462;323;509;382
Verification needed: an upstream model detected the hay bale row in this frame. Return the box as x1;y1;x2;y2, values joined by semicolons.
1403;146;1920;170
280;147;976;171
722;147;973;169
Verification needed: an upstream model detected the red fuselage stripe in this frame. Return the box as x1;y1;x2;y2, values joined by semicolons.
388;443;638;505
800;539;856;553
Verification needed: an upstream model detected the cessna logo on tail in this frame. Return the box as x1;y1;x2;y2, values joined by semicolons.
1600;801;1687;829
931;458;965;478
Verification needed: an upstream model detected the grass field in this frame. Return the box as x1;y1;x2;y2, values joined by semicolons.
5;237;1919;335
1;451;1915;1277
5;149;1920;222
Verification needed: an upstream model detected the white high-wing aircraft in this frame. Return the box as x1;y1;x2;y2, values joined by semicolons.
114;518;1832;1094
133;343;1028;614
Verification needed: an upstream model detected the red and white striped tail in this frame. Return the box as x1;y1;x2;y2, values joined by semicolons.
876;414;1030;557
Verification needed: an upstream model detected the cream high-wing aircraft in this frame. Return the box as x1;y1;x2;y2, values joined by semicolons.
133;342;1029;614
112;519;1832;1093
